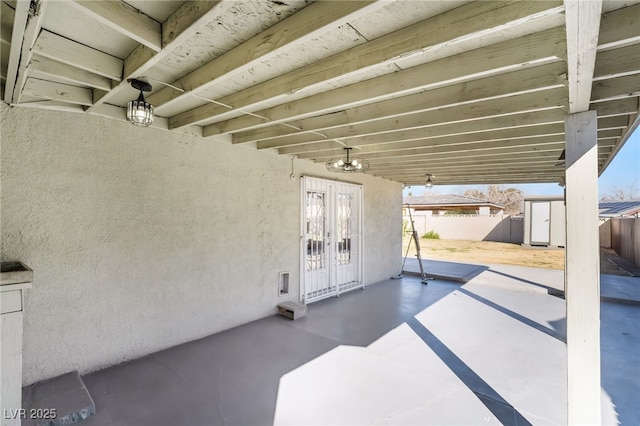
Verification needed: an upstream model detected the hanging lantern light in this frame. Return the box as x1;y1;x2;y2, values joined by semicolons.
126;78;153;127
425;174;434;188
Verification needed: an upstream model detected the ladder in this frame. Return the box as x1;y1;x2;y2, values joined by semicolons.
404;205;433;284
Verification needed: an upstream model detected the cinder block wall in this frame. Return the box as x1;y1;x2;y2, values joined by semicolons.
1;104;402;385
404;213;524;243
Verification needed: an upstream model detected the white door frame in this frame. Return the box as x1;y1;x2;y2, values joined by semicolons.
300;176;364;304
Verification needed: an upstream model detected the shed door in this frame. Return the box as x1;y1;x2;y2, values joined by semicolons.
531;201;551;245
301;177;364;304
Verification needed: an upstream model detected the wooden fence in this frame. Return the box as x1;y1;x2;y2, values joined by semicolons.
606;217;640;267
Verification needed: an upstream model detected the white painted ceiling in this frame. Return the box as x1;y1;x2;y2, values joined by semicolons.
2;0;639;185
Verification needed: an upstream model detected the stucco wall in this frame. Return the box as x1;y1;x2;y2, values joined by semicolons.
0;104;402;385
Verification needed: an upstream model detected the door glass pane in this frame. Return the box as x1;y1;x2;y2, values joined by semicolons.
306;191;325;271
336;193;353;265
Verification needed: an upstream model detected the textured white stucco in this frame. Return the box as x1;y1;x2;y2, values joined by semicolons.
0;103;401;385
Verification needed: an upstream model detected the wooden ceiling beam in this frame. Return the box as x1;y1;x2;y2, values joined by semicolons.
399;176;563;185
377;172;564;182
3;0;29;103
289;124;567;158
276;109;568;153
215;59;567;140
371;159;562;173
33;30;123;80
247;88;568;146
600;100;640;173
28;55;112;91
149;1;387;112
385;162;610;175
0;1;14;44
565;0;602;113
591;74;640;102
385;178;565;186
172;0;563;128
383;160;609;175
298;136;565;161
362;144;610;166
13;99;85;113
280;121;619;158
4;0;49;104
89;104;203;138
365;154;565;169
396;178;562;185
373;171;565;183
374;158;561;170
88;1;229;110
69;0;162;52
368;148;609;172
363;150;608;170
393;169;591;179
305;138;566;162
22;77;93;106
590;97;639;117
597;129;623;139
185;26;566;131
593;44;640;81
598;3;640;51
369;161;563;171
268;98;635;151
377;155;562;168
12;0;49;104
232;66;568;144
386;163;581;174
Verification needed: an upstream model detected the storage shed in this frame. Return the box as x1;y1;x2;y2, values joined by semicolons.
523;196;566;247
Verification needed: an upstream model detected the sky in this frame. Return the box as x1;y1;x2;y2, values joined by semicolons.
403;127;640;199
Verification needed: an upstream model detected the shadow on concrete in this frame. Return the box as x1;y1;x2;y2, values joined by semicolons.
486;268;561;295
403;257;488;283
548;317;567;340
457;288;566;343
407;318;532;426
51;273;638;426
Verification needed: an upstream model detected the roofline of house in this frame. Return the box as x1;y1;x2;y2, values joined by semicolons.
523;196;565;202
405;202;504;208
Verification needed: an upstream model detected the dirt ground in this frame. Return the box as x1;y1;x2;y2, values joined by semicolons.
403;238;633;276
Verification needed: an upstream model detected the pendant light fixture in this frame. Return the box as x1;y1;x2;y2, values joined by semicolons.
127;78;153;127
425;174;434;188
326;147;370;173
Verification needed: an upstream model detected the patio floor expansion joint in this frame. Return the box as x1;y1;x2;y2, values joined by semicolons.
22;371;95;426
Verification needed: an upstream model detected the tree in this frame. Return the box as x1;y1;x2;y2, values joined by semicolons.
600;182;639;201
461;188;485;200
462;185;524;214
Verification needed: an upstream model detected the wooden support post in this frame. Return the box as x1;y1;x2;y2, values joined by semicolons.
564;110;601;425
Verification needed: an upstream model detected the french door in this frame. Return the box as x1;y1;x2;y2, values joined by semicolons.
301;177;364;304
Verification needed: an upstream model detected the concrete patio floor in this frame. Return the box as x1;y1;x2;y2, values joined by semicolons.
64;262;638;425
